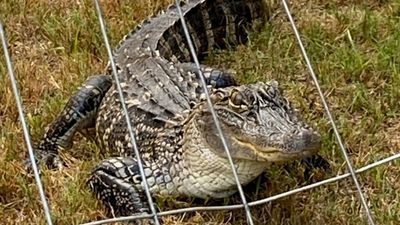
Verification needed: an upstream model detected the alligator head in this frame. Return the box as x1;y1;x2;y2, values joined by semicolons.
192;81;321;162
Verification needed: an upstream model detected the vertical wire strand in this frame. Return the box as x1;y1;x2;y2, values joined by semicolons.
280;1;376;224
4;1;395;224
93;1;161;224
0;21;53;225
174;1;254;224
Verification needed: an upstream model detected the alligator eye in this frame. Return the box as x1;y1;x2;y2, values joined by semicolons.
230;89;243;105
229;89;249;111
211;90;227;102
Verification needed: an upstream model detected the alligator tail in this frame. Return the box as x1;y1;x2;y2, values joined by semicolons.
114;0;270;63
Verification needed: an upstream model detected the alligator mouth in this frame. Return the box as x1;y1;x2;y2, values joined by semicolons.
233;137;281;154
232;137;315;162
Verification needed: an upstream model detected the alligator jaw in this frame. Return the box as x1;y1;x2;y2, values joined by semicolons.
232;136;317;162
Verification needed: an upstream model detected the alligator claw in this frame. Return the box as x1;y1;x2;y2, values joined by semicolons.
24;153;65;174
302;154;331;182
44;154;66;170
302;154;331;170
23;157;41;175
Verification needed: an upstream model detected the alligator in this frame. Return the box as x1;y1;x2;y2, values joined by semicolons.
33;0;326;220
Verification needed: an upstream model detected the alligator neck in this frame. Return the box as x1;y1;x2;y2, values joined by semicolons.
178;119;267;199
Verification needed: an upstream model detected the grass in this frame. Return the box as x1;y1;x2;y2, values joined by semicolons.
1;0;400;224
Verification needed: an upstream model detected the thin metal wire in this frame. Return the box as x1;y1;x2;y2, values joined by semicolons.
4;1;398;225
82;152;400;225
93;1;160;224
174;1;254;224
280;0;376;224
0;21;53;225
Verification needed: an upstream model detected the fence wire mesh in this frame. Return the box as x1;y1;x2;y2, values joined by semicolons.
93;0;161;224
280;0;375;224
1;0;399;224
173;1;255;224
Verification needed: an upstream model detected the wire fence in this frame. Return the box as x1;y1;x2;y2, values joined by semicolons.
1;0;399;224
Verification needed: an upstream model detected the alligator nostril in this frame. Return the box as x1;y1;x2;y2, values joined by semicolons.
286;130;322;153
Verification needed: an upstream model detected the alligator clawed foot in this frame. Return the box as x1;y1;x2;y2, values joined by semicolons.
24;153;66;175
43;154;66;170
23;157;40;175
302;154;331;182
302;154;331;170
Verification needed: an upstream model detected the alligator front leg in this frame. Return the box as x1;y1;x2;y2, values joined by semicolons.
33;75;112;169
302;154;331;181
87;157;155;223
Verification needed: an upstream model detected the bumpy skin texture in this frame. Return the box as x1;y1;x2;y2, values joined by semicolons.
34;0;325;219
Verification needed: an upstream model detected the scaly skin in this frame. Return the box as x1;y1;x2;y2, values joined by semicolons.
32;0;327;220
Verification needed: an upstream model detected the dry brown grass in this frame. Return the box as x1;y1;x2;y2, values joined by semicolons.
1;0;400;224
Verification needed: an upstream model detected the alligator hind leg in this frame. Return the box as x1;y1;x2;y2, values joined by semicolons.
34;75;112;169
87;157;154;223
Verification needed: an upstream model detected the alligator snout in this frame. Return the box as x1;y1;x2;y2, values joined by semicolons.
285;130;322;154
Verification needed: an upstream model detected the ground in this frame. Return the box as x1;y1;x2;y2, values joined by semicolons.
1;0;400;224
